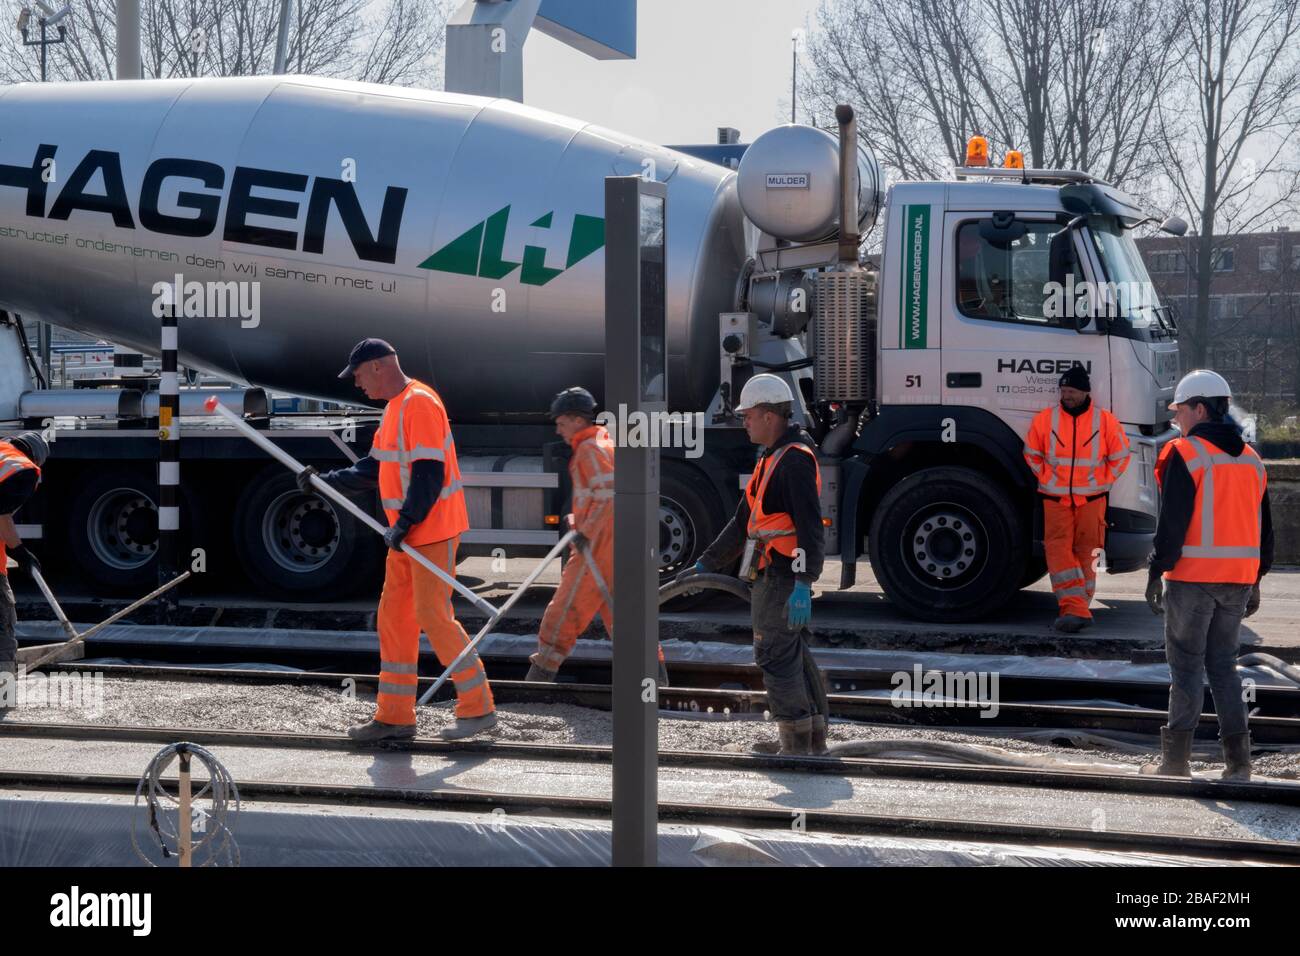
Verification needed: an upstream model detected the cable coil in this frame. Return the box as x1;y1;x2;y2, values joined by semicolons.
131;742;241;867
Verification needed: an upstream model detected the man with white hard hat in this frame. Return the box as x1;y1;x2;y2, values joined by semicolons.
678;374;830;756
1143;369;1272;782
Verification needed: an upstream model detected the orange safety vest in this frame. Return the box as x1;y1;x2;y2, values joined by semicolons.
745;442;821;569
569;424;615;537
0;440;41;576
370;380;468;547
1156;436;1266;585
1024;402;1130;505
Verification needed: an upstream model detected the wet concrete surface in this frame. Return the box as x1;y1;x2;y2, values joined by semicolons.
4;674;1299;780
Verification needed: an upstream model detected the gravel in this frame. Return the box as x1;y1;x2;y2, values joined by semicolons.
5;673;1298;780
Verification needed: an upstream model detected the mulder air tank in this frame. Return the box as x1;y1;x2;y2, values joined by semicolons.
0;76;746;420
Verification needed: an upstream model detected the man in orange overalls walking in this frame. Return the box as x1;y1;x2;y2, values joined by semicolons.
1;432;48;706
525;387;667;684
300;339;495;742
1023;367;1131;633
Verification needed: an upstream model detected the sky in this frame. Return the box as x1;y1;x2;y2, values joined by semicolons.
522;0;826;146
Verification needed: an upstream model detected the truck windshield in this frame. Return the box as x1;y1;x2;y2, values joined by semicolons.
1086;218;1173;334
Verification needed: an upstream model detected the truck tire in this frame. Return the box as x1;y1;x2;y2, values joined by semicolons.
868;466;1027;622
65;467;205;595
233;466;382;598
659;466;728;609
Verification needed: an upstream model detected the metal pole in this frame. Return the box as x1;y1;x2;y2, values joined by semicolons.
605;175;663;867
39;19;46;82
791;34;796;124
158;301;180;624
273;0;293;74
117;0;142;80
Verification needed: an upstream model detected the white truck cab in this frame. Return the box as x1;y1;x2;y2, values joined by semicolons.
834;163;1181;620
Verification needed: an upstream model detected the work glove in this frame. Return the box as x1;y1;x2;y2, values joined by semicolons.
786;580;813;629
383;519;411;552
1145;573;1164;616
675;560;705;586
1245;583;1261;618
7;544;41;578
296;465;320;496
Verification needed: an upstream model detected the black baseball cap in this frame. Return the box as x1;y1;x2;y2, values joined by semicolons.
339;338;396;378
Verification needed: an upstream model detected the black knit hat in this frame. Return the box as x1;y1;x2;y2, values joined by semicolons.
1058;366;1091;391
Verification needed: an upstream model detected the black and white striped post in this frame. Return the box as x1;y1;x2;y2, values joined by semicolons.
112;344;144;379
158;296;180;623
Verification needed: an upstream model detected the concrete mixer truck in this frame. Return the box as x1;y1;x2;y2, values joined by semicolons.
0;76;1183;621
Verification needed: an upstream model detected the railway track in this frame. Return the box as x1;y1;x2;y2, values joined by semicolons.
2;719;1298;864
41;661;1300;744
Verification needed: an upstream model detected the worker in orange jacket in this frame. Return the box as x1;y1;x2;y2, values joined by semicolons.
1;432;48;705
1023;367;1130;632
526;387;667;683
299;339;494;743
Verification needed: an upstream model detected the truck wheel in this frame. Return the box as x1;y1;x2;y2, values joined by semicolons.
1020;554;1048;588
65;467;204;595
659;467;727;609
868;466;1026;622
233;466;382;598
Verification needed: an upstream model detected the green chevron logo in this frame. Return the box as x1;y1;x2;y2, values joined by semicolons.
418;206;605;286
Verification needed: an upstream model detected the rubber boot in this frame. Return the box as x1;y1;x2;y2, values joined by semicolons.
525;661;558;683
1140;726;1193;776
778;717;813;756
347;718;416;743
1053;615;1089;633
440;711;498;740
809;715;830;756
1220;732;1251;782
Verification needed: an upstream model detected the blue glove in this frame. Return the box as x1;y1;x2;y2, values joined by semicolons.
786;580;812;629
383;520;411;551
676;560;705;586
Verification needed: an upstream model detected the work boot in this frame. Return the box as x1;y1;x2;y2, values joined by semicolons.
1053;615;1089;633
525;661;558;682
347;719;416;743
1140;726;1193;776
657;660;670;688
809;715;830;756
439;711;498;740
1220;732;1252;782
777;717;814;756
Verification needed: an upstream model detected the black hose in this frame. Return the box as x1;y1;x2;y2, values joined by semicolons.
749;357;814;372
1238;653;1300;687
658;573;752;606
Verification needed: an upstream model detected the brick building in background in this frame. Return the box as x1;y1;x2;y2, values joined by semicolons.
1138;228;1300;406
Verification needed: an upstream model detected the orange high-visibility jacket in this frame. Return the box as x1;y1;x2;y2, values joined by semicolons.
568;424;615;540
1156;436;1266;585
1024;402;1130;505
745;442;821;569
0;440;41;576
371;380;468;547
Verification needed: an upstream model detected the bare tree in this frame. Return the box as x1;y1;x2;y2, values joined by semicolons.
1153;0;1300;368
0;0;451;86
802;0;1175;189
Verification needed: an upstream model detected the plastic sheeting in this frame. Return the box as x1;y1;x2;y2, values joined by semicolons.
0;792;1220;867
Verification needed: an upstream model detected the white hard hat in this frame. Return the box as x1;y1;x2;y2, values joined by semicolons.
1170;369;1231;409
735;373;794;411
